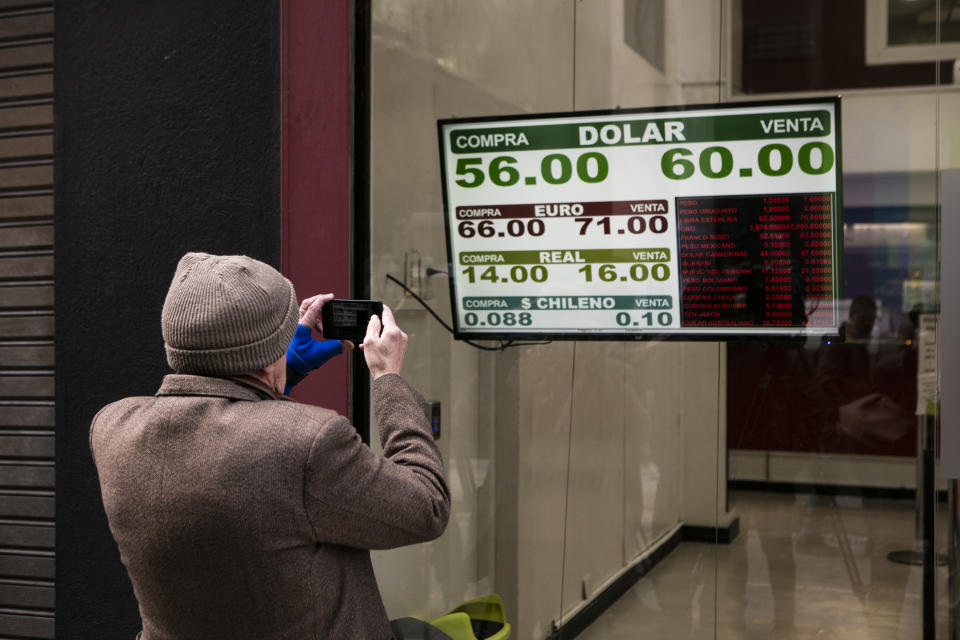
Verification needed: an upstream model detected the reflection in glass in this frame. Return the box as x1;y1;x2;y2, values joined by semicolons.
367;0;949;637
887;0;960;46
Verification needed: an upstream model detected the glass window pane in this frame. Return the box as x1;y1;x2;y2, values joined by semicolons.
367;1;948;638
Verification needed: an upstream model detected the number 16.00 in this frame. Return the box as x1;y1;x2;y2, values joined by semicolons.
578;263;670;282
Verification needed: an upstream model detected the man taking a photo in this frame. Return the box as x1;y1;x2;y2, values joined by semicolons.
90;252;450;639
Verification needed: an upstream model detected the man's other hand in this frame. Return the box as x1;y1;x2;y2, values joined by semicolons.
359;305;407;379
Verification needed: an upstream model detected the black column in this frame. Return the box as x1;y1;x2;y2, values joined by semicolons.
54;2;281;637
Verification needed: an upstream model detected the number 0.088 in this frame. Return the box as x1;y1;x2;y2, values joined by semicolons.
464;312;533;326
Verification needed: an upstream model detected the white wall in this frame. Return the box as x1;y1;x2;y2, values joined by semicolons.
368;0;578;627
841;91;960;174
367;1;736;637
731;450;919;488
516;3;735;633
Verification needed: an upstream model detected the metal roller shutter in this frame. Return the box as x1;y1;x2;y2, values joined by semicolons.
0;0;55;637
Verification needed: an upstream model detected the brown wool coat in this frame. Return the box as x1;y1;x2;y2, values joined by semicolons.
90;373;450;640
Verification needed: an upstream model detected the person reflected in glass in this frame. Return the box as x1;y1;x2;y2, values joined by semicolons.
817;295;877;449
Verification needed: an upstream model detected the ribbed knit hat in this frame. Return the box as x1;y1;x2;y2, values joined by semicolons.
161;252;299;375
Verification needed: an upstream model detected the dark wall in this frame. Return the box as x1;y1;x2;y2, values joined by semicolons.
55;2;281;637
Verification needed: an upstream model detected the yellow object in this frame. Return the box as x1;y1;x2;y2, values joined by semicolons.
428;594;511;640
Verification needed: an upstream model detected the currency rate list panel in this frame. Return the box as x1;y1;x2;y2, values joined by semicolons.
676;193;837;329
452;199;680;334
438;98;842;338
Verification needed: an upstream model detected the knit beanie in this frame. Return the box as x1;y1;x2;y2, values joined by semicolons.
161;252;299;375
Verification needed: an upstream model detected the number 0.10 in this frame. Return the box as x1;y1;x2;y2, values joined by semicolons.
616;311;672;326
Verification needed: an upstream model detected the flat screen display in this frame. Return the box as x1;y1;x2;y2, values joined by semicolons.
437;98;842;340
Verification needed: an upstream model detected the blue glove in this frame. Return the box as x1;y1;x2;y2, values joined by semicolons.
284;324;344;394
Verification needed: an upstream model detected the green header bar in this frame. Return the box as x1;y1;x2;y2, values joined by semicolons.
460;248;671;265
448;110;832;153
463;295;673;311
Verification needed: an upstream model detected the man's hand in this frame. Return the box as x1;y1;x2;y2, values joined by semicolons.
286;294;353;393
298;293;331;337
298;293;354;350
359;305;407;379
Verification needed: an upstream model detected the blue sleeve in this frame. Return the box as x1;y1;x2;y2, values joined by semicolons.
284;325;345;394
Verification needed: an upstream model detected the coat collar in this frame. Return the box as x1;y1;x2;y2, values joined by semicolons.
156;374;290;402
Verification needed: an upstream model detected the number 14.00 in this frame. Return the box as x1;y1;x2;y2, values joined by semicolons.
462;265;549;283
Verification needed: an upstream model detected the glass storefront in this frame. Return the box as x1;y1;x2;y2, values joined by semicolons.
364;1;954;637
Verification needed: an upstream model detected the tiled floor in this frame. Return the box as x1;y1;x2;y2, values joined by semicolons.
578;490;951;639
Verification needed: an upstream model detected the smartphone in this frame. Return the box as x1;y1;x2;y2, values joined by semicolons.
321;299;384;342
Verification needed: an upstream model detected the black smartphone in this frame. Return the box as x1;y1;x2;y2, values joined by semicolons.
321;299;384;342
